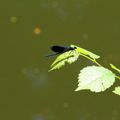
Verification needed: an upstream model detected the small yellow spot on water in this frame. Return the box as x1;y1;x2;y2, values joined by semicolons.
10;16;17;23
33;26;41;35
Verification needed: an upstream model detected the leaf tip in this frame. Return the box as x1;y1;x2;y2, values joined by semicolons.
75;88;80;92
48;69;53;72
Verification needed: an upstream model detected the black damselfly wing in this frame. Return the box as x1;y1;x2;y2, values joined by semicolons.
46;45;76;57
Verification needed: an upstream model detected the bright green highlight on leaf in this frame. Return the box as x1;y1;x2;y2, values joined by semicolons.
71;45;100;59
112;86;120;95
110;64;120;73
75;66;115;92
49;44;100;71
48;44;120;96
49;50;79;71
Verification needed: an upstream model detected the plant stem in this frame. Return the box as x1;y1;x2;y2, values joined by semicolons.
93;59;102;66
80;53;120;80
110;64;120;73
79;53;102;66
115;75;120;80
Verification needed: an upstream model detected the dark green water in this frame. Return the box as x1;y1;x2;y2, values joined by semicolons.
0;0;120;120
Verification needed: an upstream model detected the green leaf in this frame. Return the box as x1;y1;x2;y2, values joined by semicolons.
75;66;115;92
112;86;120;96
49;44;100;71
110;64;120;73
70;45;100;59
49;50;79;71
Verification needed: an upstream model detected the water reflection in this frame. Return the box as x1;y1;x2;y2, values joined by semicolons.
76;110;90;120
32;108;56;120
39;0;89;21
33;114;46;120
22;67;48;89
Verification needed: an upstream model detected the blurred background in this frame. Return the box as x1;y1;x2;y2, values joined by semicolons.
0;0;120;120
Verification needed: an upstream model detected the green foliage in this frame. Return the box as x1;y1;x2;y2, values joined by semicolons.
49;44;100;71
75;66;115;92
71;44;100;59
48;44;120;96
110;64;120;73
49;50;79;71
112;87;120;95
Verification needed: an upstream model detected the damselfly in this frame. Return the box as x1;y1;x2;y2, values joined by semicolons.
46;45;76;57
